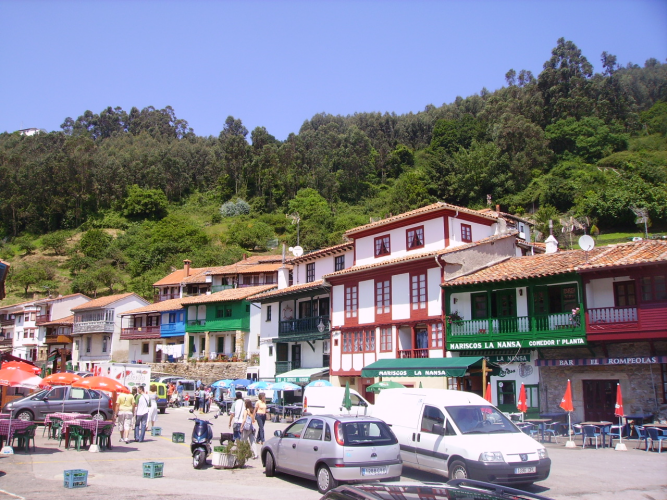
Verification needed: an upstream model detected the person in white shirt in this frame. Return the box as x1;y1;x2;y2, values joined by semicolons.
228;392;245;440
134;385;151;442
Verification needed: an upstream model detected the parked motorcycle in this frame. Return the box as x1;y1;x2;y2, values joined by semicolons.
189;417;213;469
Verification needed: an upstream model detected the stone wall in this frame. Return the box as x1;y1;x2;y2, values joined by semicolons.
147;361;248;384
539;341;667;422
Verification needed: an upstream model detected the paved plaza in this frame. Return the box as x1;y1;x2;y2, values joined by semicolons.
0;407;665;500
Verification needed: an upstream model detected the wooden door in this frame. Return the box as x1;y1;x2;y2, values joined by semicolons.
496;380;516;413
583;379;618;422
291;344;301;369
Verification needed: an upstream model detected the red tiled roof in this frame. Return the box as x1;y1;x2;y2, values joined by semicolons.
34;293;91;305
247;280;328;301
71;293;144;311
291;243;354;263
324;232;517;279
41;315;74;326
236;263;285;274
180;285;277;305
153;267;207;286
575;240;667;271
344;202;498;237
121;298;185;315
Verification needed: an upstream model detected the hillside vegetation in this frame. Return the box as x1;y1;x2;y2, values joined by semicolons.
0;38;665;304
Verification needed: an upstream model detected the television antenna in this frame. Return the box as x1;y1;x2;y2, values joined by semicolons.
630;206;649;239
287;212;300;246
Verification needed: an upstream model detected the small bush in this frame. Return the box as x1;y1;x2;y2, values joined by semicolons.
220;199;251;218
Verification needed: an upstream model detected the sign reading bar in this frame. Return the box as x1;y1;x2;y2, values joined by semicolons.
536;356;667;367
447;337;586;351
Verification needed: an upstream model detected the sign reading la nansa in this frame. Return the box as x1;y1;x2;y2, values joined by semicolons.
447;337;586;351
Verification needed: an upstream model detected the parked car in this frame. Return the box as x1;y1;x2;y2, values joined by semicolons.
371;389;551;486
261;414;402;494
303;386;372;416
2;386;114;421
320;480;553;500
175;379;197;404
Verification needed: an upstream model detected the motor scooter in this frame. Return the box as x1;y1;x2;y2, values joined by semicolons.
189;417;213;469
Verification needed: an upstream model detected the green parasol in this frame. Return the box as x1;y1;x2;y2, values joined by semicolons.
365;380;406;394
342;381;352;411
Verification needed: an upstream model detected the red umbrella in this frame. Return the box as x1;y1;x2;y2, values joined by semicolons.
72;376;130;394
0;366;43;390
517;383;528;413
40;372;82;388
559;379;574;412
1;361;40;375
614;384;624;417
484;382;492;403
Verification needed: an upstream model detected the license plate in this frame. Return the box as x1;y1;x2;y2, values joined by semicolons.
361;466;388;476
515;467;536;474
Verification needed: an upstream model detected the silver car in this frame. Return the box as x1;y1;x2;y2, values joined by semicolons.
2;386;113;421
262;414;402;494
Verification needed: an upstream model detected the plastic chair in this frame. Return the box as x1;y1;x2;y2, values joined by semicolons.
47;417;63;440
68;425;90;451
544;422;563;443
11;424;37;452
96;425;114;451
635;426;649;450
608;423;629;447
646;427;667;453
582;425;601;449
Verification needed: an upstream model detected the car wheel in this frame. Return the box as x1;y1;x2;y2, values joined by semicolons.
91;411;105;421
193;449;206;469
16;410;33;422
265;451;275;477
449;459;469;480
316;465;338;494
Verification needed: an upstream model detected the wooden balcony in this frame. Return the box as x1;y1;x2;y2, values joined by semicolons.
0;318;14;326
446;311;586;350
398;348;429;358
120;326;161;340
36;314;51;325
275;361;299;375
279;315;329;336
586;304;666;341
154;292;180;302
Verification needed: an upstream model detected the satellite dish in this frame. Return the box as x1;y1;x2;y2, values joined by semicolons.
578;235;595;252
291;246;303;257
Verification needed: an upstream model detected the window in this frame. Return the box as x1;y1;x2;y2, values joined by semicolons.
169;312;176;323
345;286;358;318
343;332;353;352
85;337;91;353
471;292;488;319
430;323;443;348
411;274;427;310
303;419;324;440
364;330;376;351
74;340;80;351
133;317;143;328
306;263;315;283
641;275;666;302
147;316;158;327
102;336;108;353
343;331;374;352
266;305;272;321
284;418;308;439
225;308;232;318
246;305;250;313
380;327;393;352
406;226;425;250
374;235;390;257
461;224;472;243
421;405;445;433
216;308;225;319
335;255;345;272
375;280;391;315
268;346;273;357
614;281;637;307
142;343;149;354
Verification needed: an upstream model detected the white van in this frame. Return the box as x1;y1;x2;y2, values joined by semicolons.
303;386;372;416
372;388;551;486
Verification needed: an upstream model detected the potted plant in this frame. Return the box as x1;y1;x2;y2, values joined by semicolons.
447;310;464;324
211;441;253;469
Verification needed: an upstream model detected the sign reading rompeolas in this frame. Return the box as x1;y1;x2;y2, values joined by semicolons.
535;356;667;367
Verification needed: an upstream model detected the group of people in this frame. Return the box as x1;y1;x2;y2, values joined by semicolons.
114;384;159;443
228;391;268;459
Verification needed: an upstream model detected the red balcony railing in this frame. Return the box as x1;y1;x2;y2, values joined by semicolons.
36;314;50;325
398;348;429;359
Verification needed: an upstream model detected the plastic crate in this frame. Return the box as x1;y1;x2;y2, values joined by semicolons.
172;432;185;443
64;469;88;488
151;427;162;436
143;461;164;479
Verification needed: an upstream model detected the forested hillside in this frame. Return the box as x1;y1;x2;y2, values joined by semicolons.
1;39;666;302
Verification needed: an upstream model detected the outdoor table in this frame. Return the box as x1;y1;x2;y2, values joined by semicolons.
284;405;302;422
540;412;568;423
0;420;33;447
580;421;613;448
0;413;11;420
61;419;113;449
643;423;667;430
44;412;93;424
525;418;551;442
626;414;654;426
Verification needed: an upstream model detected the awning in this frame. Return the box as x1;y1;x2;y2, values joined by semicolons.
275;367;329;384
361;356;485;378
272;332;329;343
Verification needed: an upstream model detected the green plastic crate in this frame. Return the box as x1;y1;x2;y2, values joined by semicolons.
64;469;88;488
151;427;162;436
143;461;164;479
172;432;185;443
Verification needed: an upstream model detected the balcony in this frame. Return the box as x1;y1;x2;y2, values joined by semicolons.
279;315;329;336
211;285;234;293
587;307;638;329
183;289;210;297
45;333;73;344
73;320;115;335
0;318;14;326
120;326;161;340
446;312;586;350
398;348;429;358
187;319;206;327
275;361;300;375
36;314;51;325
154;292;180;302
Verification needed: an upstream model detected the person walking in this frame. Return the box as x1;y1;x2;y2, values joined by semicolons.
240;398;258;459
114;390;135;443
254;392;267;444
228;391;245;441
176;381;184;407
134;385;151;442
193;387;201;412
204;386;212;413
198;386;207;414
131;387;138;431
147;384;159;431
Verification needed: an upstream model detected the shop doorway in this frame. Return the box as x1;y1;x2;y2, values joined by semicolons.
583;379;618;422
291;344;301;370
525;384;540;419
496;380;516;413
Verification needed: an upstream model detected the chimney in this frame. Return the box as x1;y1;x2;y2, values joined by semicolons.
243;253;247;260
545;235;559;254
496;204;500;213
183;259;192;277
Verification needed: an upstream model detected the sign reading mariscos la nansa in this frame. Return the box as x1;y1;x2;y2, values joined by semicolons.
447;337;586;350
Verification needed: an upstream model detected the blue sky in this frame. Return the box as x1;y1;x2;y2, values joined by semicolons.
1;0;665;141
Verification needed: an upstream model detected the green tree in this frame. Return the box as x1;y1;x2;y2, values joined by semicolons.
41;232;69;255
78;229;113;260
15;236;36;256
9;261;55;296
122;184;168;220
223;219;274;250
94;265;124;294
546;117;629;162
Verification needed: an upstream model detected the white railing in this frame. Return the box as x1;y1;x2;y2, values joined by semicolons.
72;320;115;334
588;307;638;324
